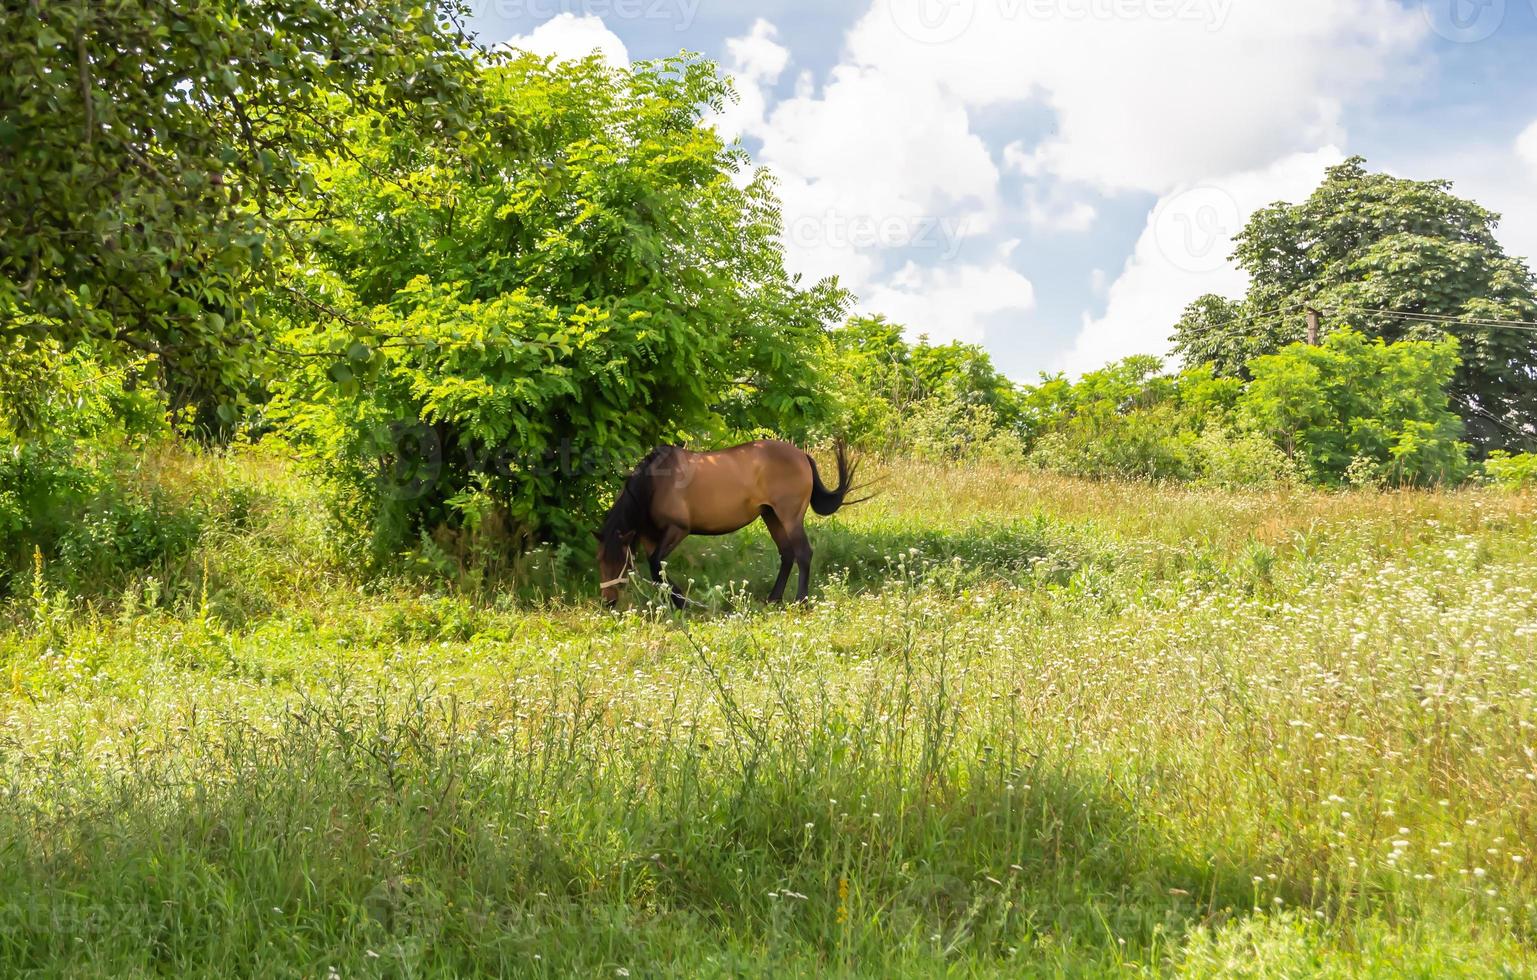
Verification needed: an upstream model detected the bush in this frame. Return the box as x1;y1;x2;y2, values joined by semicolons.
1016;358;1290;485
1191;427;1299;489
0;342;203;597
817;316;1024;453
270;55;846;558
901;398;1026;464
1484;451;1537;489
1238;329;1471;487
1028;405;1202;481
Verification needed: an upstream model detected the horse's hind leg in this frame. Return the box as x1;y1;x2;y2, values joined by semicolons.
787;521;813;603
759;506;794;603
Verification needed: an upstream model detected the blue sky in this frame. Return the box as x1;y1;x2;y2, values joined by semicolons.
464;0;1537;381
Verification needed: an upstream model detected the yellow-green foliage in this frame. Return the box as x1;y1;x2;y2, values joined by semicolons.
1241;329;1470;487
1;451;1534;975
818;315;1025;455
0;344;206;597
1486;451;1537;489
269;54;848;554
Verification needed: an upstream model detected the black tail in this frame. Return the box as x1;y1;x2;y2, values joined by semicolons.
808;440;859;516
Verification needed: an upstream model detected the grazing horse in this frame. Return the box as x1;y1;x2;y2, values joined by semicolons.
594;439;858;607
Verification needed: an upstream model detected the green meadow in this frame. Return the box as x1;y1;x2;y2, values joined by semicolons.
2;451;1534;976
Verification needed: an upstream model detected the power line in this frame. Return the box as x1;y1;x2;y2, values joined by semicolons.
1329;305;1537;333
1453;393;1537;447
1201;299;1312;331
1202;303;1537;337
1176;303;1537;440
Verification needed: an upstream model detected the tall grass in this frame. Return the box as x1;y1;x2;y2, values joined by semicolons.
1;453;1534;975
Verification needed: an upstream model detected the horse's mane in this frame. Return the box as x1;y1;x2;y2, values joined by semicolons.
598;445;674;560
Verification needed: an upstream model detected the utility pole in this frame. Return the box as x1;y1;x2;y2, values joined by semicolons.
1305;307;1321;345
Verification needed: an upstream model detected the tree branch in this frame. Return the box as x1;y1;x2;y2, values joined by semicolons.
75;10;94;148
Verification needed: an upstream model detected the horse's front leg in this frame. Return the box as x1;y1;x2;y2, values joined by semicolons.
648;525;689;608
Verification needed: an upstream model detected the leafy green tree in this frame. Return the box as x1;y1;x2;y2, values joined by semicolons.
1020;356;1239;435
1171;293;1292;378
1018;358;1271;484
0;0;480;414
270;54;848;551
1171;157;1537;451
821;315;1021;448
1238;329;1469;486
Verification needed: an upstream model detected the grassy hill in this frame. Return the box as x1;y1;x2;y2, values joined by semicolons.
2;451;1534;976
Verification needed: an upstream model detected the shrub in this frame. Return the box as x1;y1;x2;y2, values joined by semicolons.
901;398;1026;464
270;55;846;557
1484;451;1537;489
817;316;1024;453
1028;405;1202;482
0;342;203;597
1191;428;1298;489
1017;359;1270;484
1238;329;1470;487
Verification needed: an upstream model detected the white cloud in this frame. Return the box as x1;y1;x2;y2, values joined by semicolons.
860;257;1036;345
1519;120;1537;173
713;4;1435;372
1023;188;1097;233
727;17;790;81
1396;122;1537;271
712;19;790;143
1057;146;1344;375
1002;140;1045;178
734;57;1000;290
846;0;1424;193
1506;122;1537;264
499;13;629;68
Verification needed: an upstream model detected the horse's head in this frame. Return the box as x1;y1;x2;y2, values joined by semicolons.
594;528;635;607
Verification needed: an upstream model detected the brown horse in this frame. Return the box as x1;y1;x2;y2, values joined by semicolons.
594;440;858;607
